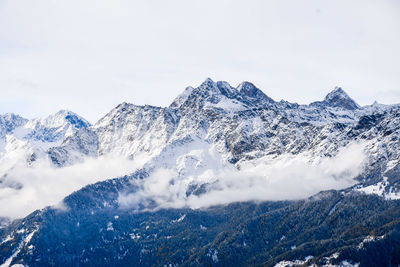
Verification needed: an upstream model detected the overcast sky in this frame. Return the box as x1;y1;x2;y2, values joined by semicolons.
1;0;399;123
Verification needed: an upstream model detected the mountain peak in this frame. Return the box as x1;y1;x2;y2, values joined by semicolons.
170;79;237;109
171;79;279;109
323;87;359;110
54;109;74;116
198;78;217;90
0;113;28;137
202;77;215;84
196;78;228;96
310;87;359;110
55;110;91;127
37;110;91;130
324;87;347;101
237;81;274;103
0;113;27;124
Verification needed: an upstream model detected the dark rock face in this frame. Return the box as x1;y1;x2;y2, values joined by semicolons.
324;87;360;110
311;87;360;110
48;128;99;166
237;81;275;104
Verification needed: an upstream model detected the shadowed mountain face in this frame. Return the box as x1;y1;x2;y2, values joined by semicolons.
237;81;275;103
324;87;360;109
310;87;360;110
0;79;400;266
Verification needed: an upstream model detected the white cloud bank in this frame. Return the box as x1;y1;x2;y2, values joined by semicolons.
0;155;142;219
119;142;367;210
0;141;367;219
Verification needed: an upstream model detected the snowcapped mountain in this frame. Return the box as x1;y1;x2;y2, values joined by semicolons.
310;86;360;110
49;79;400;191
52;78;395;165
0;110;90;155
23;110;90;142
1;79;399;199
1;79;400;266
0;110;91;186
0;114;28;139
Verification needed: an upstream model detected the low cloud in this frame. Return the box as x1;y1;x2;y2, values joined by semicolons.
119;142;367;210
0;141;368;219
0;154;142;219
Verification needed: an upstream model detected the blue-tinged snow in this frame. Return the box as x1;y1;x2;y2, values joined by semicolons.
0;79;400;219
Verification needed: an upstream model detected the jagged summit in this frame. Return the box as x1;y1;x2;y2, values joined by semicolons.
237;81;274;103
197;78;238;98
0;113;28;138
29;110;92;132
169;78;236;109
170;78;276;109
200;77;216;88
324;87;360;110
54;110;91;129
325;87;347;100
311;87;360;110
197;78;274;103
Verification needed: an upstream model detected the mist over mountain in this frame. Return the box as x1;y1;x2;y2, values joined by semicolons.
1;79;400;266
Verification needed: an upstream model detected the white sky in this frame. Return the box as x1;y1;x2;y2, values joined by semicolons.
0;0;399;123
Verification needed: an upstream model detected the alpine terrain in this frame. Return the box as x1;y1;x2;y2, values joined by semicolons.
1;79;400;266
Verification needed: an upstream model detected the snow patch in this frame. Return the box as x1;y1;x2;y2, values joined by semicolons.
106;222;114;231
356;177;400;200
172;214;186;223
274;256;313;267
206;249;219;263
1;226;38;267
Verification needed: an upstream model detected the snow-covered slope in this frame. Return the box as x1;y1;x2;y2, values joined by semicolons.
2;79;400;267
0;110;91;186
1;79;400;212
0;110;90;156
310;86;360;110
87;80;400;196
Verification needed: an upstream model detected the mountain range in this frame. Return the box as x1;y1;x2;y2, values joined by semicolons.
0;79;400;266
